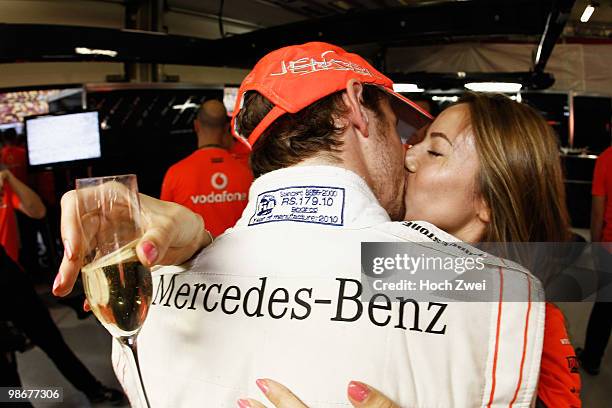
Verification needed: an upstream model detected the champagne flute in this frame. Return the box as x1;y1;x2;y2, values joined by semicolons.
76;174;152;408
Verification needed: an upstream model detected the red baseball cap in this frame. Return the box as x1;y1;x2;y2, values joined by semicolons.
231;42;432;150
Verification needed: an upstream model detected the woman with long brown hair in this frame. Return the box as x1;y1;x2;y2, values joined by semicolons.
403;92;570;244
401;93;579;407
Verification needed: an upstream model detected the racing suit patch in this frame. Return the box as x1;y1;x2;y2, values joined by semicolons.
249;186;345;226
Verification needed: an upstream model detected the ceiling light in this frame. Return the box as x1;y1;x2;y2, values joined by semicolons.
172;97;199;112
392;83;424;93
509;93;523;103
432;96;459;103
331;1;352;10
464;82;523;93
580;2;598;23
75;47;118;57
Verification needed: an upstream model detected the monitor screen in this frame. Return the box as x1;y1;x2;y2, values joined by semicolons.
223;87;238;117
26;111;101;167
0;122;23;135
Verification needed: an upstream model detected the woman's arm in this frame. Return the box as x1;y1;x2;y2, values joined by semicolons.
0;169;46;219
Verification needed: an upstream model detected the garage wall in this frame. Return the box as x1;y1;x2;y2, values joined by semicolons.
0;62;124;89
387;43;612;95
0;0;124;28
0;0;250;34
162;65;248;86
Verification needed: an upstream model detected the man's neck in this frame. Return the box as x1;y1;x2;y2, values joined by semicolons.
198;143;224;149
197;135;224;150
294;156;368;183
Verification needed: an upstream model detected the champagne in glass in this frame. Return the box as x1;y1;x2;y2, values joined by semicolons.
81;239;152;338
76;174;152;407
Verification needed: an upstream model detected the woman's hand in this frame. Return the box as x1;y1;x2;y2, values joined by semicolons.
238;378;399;408
53;189;212;297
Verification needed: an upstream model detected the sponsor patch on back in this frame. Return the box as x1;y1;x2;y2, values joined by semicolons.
249;186;345;226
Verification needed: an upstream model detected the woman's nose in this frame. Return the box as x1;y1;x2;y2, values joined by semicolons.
404;146;418;173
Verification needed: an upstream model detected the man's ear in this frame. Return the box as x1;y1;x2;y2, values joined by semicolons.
342;79;369;137
194;120;200;133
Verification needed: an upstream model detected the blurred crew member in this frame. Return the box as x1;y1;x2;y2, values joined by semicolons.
0;129;27;183
577;147;612;375
1;129;49;274
0;168;45;263
161;100;253;237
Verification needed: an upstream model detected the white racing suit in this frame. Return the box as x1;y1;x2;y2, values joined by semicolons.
113;165;545;408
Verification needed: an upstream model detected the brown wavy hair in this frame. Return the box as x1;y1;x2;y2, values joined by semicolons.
460;92;571;244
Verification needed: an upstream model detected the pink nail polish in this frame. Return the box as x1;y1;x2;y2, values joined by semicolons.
348;381;369;403
256;378;269;394
52;273;63;293
141;241;158;264
63;240;73;260
237;399;251;408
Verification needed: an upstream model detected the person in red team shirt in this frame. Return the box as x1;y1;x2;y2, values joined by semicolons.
1;128;52;271
576;146;612;376
0;129;27;184
161;100;253;237
0;167;45;263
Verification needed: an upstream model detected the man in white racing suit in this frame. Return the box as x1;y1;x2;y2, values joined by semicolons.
114;42;544;408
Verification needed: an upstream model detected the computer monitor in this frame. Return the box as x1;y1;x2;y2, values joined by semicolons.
25;111;101;168
223;87;239;117
0;122;24;135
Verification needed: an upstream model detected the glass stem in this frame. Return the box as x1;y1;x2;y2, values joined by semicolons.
119;335;151;408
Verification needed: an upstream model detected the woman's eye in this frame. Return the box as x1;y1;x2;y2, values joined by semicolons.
427;150;443;157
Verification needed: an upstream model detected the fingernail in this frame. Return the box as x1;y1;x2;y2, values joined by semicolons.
348;381;369;403
52;273;63;293
63;239;73;261
256;378;269;395
141;241;158;265
237;399;251;408
83;300;90;312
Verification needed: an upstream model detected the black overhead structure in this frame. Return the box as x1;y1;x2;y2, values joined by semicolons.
123;0;165;81
0;0;571;71
207;0;561;68
533;0;576;74
0;23;212;66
